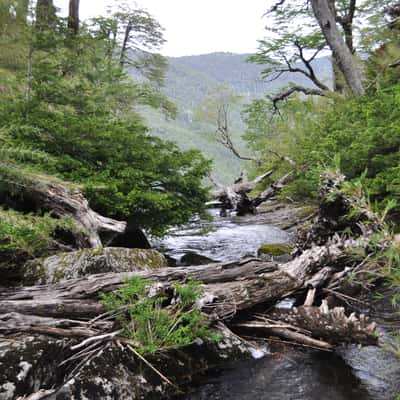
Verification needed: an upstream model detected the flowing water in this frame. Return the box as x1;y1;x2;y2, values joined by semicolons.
154;209;400;400
154;208;291;263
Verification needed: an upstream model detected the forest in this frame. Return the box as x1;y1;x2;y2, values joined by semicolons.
0;0;399;399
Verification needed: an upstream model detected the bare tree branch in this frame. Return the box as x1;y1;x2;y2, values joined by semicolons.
270;85;325;111
267;149;296;166
216;105;257;162
265;0;286;16
294;41;331;91
389;60;400;68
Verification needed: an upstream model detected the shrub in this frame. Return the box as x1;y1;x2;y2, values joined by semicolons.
100;277;216;354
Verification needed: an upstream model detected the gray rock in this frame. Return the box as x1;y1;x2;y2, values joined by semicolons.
23;247;168;285
0;328;250;400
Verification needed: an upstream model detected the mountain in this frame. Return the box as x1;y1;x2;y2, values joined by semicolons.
139;52;332;183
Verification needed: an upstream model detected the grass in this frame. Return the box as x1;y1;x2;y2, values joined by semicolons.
0;207;75;267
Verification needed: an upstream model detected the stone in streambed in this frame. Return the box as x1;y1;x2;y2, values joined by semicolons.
22;247;168;285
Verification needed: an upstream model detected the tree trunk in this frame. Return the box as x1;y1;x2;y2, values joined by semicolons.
35;0;57;31
311;0;365;95
211;170;274;215
0;169;126;248
120;21;132;67
0;235;375;328
68;0;80;34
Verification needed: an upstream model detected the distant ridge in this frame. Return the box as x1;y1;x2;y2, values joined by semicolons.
138;52;332;183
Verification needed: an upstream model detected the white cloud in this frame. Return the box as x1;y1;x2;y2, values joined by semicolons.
54;0;271;57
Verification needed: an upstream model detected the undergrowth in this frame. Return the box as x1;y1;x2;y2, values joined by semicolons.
0;207;75;268
100;277;219;354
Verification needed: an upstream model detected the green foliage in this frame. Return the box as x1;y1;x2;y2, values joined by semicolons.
243;82;400;212
0;207;75;268
0;4;211;236
100;277;215;354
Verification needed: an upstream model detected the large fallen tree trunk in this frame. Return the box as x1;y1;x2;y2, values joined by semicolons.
35;181;127;248
0;234;377;341
0;170;387;399
0;167;127;248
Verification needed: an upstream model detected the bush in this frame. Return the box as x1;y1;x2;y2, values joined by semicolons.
243;84;400;215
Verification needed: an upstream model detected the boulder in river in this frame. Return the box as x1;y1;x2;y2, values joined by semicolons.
22;247;168;285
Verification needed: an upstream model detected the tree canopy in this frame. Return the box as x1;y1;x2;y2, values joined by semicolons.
0;0;211;244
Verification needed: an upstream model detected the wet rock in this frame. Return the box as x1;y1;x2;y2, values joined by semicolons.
23;247;168;285
0;334;71;400
180;252;218;266
0;328;250;400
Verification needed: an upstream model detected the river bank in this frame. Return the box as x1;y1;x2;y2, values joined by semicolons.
1;181;399;400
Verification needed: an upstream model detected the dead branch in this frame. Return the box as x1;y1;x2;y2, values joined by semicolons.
216;105;257;162
270;86;325;111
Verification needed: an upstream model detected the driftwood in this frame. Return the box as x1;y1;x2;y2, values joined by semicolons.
211;170;294;215
296;170;382;252
251;171;294;208
1;172;127;248
210;170;274;215
235;298;378;351
0;234;377;346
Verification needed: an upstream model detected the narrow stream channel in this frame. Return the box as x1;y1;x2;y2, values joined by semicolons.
155;209;400;400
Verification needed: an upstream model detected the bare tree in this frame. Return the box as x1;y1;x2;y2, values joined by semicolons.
216;105;257;162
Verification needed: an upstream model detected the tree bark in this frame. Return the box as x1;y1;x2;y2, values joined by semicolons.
0;235;374;325
68;0;80;34
311;0;365;95
0;169;126;248
211;170;274;215
35;0;57;31
120;21;132;67
27;181;127;248
210;170;294;215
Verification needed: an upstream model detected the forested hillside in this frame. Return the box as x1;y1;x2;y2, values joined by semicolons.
140;53;332;183
1;1;400;399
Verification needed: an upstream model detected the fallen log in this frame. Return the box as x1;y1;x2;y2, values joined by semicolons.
0;236;374;330
296;170;382;251
24;181;127;248
210;170;295;215
211;170;274;215
0;166;126;248
235;299;378;351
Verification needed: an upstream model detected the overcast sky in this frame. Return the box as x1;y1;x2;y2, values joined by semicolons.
54;0;270;57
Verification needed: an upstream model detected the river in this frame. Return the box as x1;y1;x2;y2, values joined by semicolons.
155;207;400;400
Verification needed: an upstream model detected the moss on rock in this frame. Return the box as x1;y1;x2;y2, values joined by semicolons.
257;243;293;257
23;247;168;285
